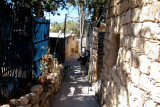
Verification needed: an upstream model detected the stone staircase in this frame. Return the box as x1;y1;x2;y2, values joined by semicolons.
97;31;105;80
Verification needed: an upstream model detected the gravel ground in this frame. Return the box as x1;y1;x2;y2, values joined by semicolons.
50;54;100;107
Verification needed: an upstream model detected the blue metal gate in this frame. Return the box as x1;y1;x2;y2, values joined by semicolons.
0;2;33;103
0;2;50;104
33;18;50;78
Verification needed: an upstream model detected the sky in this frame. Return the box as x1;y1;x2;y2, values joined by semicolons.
44;5;79;24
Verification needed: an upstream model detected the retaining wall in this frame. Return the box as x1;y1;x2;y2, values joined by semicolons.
101;0;160;107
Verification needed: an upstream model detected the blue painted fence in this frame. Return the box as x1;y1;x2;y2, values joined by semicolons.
33;18;50;78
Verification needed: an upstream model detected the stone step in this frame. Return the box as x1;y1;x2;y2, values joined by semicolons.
98;45;104;48
98;51;104;54
98;57;103;61
97;61;103;65
98;43;104;46
97;68;103;72
98;48;103;52
98;38;104;41
98;54;103;58
97;64;103;68
98;53;103;56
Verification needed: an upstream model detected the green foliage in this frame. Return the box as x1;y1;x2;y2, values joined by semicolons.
10;0;67;18
67;0;106;22
50;21;80;36
66;21;80;35
50;23;64;32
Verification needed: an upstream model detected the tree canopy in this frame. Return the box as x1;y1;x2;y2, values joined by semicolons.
7;0;106;21
67;0;106;22
9;0;67;18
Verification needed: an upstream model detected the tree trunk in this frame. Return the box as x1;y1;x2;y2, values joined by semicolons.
79;4;83;55
36;0;42;18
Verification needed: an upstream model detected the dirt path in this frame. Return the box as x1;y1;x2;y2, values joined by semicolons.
50;54;99;107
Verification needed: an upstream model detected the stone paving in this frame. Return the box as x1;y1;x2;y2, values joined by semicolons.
50;54;99;107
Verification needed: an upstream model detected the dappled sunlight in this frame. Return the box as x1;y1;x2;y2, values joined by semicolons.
67;87;75;96
50;54;99;107
60;95;68;101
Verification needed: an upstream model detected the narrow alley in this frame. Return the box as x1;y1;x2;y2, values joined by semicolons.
50;54;99;107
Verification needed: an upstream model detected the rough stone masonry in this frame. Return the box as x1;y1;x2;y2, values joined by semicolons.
100;0;160;107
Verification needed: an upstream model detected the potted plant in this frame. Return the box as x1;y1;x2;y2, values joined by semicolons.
39;54;49;85
39;46;55;85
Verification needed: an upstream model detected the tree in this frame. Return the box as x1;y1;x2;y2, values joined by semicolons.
10;0;67;18
50;23;63;32
67;0;107;53
89;0;106;23
50;21;80;36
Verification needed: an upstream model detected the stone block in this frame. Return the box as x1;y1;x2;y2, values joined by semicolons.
124;50;131;62
111;25;120;35
127;79;133;94
128;86;144;107
130;51;139;68
151;86;160;103
118;86;128;106
144;100;157;107
117;69;127;86
139;74;153;92
128;0;140;8
40;90;51;106
25;93;40;105
32;104;39;107
131;23;142;37
130;66;140;86
131;37;144;52
150;62;160;82
1;104;10;107
132;7;140;22
115;3;121;16
111;72;121;90
120;0;129;13
144;41;160;60
123;62;131;74
26;104;32;107
118;47;127;61
108;6;116;18
121;9;132;25
43;99;49;107
9;99;19;107
121;36;134;49
138;55;151;74
120;24;132;36
47;84;56;94
18;96;29;105
139;2;160;22
141;22;160;38
30;84;43;95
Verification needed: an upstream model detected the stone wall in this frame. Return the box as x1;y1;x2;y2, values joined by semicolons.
87;27;99;82
65;35;77;58
101;0;160;107
1;68;64;107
